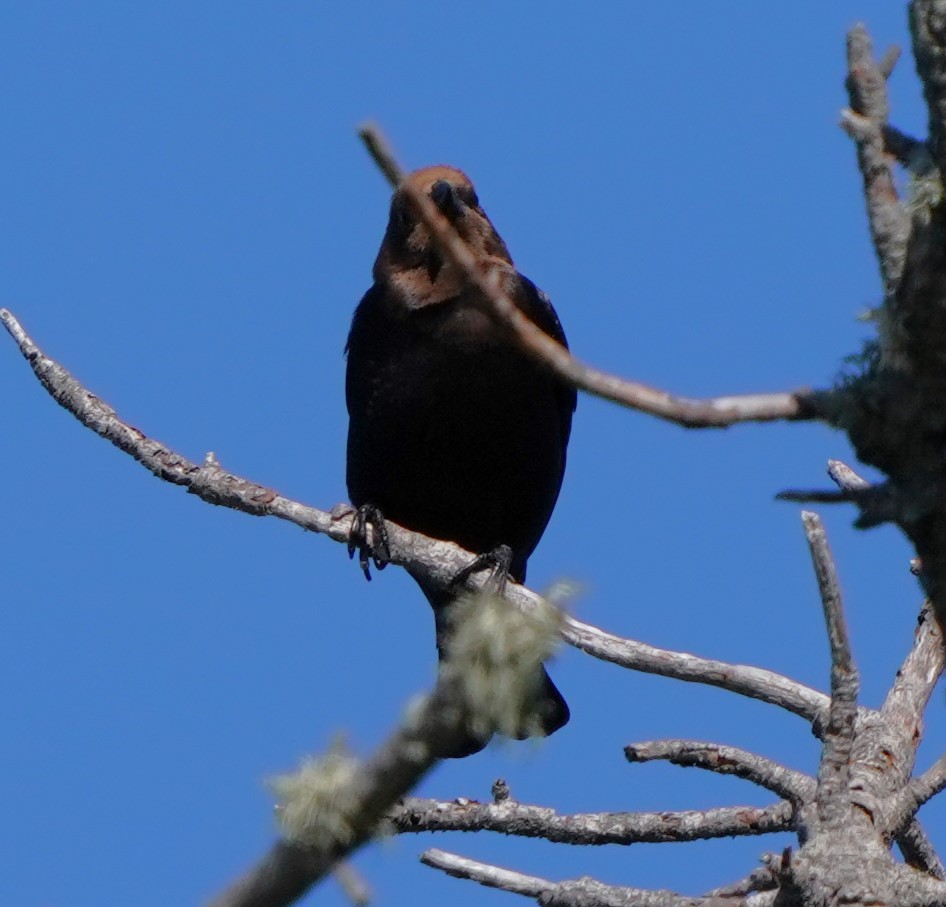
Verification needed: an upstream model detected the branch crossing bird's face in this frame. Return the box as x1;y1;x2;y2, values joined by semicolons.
373;166;512;297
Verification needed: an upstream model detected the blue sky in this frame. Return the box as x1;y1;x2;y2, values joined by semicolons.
1;3;941;905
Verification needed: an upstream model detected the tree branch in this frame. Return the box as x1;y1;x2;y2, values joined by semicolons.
357;126;817;429
882;605;944;760
389;796;793;845
895;819;946;880
905;754;946;816
802;512;859;828
563;618;828;723
420;849;553;899
842;24;910;298
625;740;813;805
419;849;760;907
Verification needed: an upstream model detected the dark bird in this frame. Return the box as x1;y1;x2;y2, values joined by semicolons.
345;165;575;756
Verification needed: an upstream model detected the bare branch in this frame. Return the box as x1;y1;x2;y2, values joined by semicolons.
827;459;870;492
563;617;828;722
880;607;946;862
357;123;404;186
625;740;813;805
882;605;944;746
909;754;946;813
879;44;902;79
420;849;750;907
332;863;372;907
843;24;909;297
420;849;552;899
778;480;902;531
896;819;946;880
776;489;852;504
801;513;859;829
356;126;816;429
389;796;793;845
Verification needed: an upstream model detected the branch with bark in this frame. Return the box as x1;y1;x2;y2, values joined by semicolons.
389;795;794;845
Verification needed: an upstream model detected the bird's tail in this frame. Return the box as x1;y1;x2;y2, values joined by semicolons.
418;580;570;758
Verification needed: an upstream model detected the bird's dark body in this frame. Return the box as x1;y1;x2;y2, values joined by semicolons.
345;166;574;755
346;280;572;584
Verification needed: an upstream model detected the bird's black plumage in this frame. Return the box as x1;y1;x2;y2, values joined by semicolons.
345;166;575;755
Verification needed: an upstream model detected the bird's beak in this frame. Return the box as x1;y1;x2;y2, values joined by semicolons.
430;180;465;221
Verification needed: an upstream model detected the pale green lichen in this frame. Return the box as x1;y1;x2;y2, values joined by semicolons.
268;743;361;849
442;589;566;742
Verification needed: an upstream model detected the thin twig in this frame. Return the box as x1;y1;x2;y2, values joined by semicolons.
563;617;828;723
420;849;552;898
333;863;372;907
827;459;870;492
356;125;816;429
776;489;852;504
420;849;748;907
389;796;793;845
357;123;404;186
801;513;859;829
625;740;813;805
909;754;946;812
777;480;900;530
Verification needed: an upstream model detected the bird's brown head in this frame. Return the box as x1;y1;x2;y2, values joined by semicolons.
373;165;512;304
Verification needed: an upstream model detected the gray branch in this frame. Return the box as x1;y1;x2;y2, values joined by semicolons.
625;740;813;806
842;24;910;298
802;513;859;828
419;849;766;907
562;618;827;723
389;796;793;845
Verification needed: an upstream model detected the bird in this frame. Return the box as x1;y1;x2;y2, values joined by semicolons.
345;165;575;756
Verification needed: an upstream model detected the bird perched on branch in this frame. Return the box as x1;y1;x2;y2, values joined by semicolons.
345;165;575;756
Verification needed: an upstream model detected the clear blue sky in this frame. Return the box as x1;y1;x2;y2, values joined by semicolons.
2;3;940;905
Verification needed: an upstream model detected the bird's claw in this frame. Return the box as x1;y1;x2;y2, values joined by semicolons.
348;504;390;581
450;544;514;596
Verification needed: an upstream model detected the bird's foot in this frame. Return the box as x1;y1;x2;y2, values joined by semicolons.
347;504;390;581
450;544;514;596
